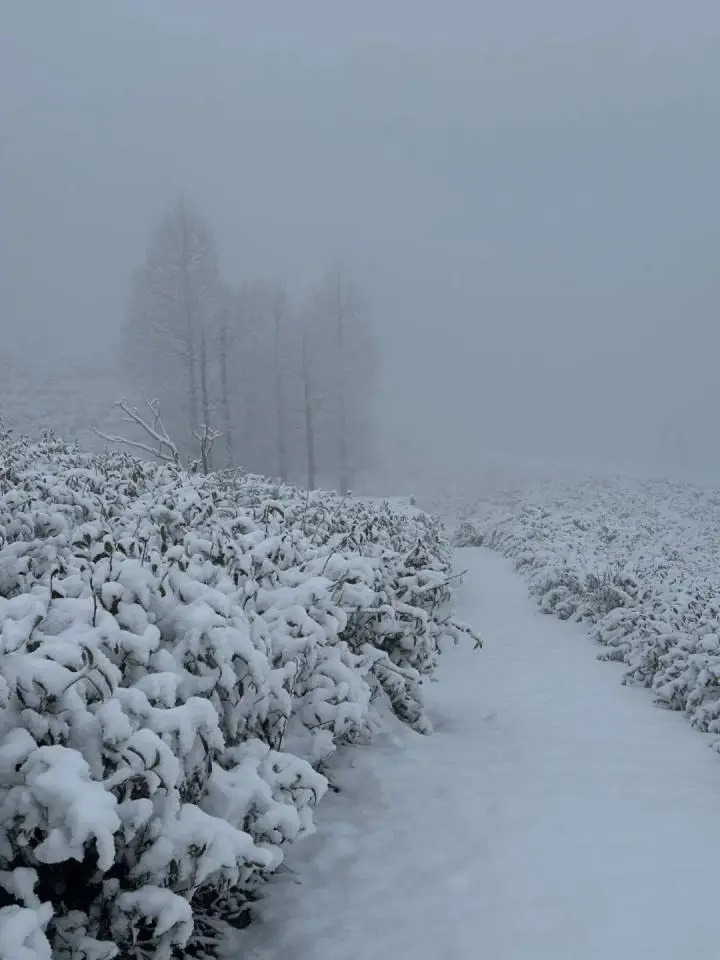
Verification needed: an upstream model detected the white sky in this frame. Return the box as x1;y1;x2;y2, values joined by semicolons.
2;1;720;479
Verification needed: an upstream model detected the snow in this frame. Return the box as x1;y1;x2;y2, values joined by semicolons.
234;548;720;959
10;428;720;958
0;905;52;960
0;431;469;955
113;886;193;955
469;477;720;739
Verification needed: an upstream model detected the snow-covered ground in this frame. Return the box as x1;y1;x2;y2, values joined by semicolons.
0;433;472;958
465;477;720;743
235;548;720;959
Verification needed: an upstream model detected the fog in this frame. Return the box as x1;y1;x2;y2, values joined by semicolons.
3;0;720;494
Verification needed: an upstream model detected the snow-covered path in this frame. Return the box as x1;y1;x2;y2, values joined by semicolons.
235;549;720;959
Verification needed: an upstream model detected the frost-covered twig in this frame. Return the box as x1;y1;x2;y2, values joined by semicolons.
191;422;222;475
92;397;180;465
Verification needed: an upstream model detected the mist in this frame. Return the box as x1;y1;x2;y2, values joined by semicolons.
3;0;720;494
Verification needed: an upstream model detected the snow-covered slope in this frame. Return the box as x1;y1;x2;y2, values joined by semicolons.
234;549;720;960
0;348;127;453
457;476;720;748
0;427;473;959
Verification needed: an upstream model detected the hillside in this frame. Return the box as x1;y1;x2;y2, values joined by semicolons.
0;426;472;959
457;475;720;742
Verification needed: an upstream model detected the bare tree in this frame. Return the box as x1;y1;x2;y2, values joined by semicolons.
303;265;375;492
122;196;222;459
225;279;296;480
195;421;222;475
216;284;235;467
271;284;289;481
300;327;317;489
120;199;372;488
333;267;350;494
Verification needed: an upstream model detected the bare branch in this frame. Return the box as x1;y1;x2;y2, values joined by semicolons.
192;422;222;474
91;427;176;463
92;397;181;465
117;397;180;462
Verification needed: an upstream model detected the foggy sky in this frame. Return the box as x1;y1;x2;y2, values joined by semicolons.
2;1;720;485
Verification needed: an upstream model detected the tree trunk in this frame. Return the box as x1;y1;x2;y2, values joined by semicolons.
198;324;212;471
179;204;199;439
336;272;349;493
219;311;233;466
274;291;287;481
184;324;199;441
302;332;316;490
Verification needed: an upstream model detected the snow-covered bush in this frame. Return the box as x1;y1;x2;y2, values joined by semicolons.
0;429;472;958
460;476;720;753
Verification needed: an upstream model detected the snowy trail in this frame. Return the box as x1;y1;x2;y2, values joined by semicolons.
235;549;720;959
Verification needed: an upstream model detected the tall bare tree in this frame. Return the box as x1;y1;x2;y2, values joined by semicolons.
224;279;296;480
122;196;221;460
119;201;372;487
215;283;236;467
271;284;289;481
333;267;350;493
300;325;317;489
303;265;375;491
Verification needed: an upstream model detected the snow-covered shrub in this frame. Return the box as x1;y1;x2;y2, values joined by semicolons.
0;429;472;958
461;476;720;755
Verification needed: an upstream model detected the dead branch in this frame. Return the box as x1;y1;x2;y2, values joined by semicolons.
92;397;180;465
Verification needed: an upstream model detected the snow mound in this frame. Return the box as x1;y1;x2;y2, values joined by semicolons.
0;425;474;959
